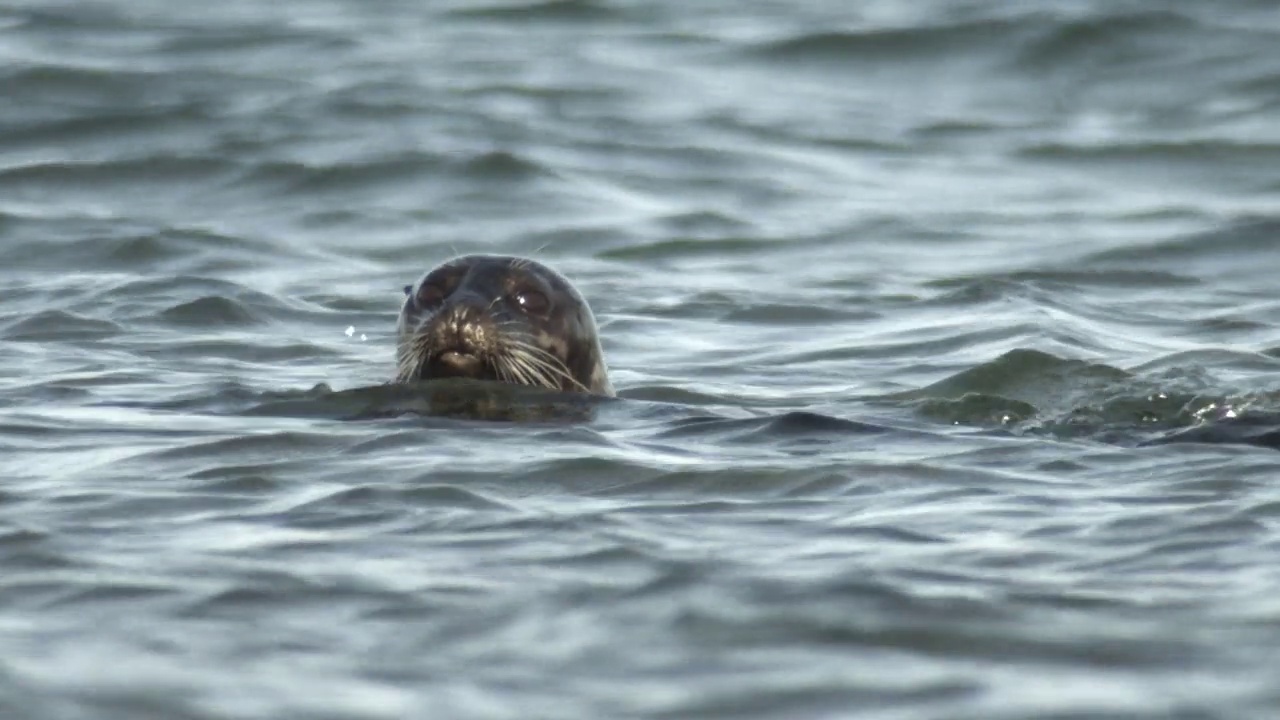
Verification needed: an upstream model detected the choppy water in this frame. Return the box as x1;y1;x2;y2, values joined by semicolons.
4;1;1280;718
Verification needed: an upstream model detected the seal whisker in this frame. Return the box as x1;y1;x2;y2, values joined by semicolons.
502;353;544;388
502;346;547;385
395;326;444;382
492;356;511;384
498;343;557;390
502;338;590;393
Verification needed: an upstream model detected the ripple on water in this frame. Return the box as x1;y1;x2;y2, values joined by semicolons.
3;0;1280;718
445;0;620;22
0;227;296;274
737;19;1032;65
0;156;236;192
156;296;267;327
1;310;123;341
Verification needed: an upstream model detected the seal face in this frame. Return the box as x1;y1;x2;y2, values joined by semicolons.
395;255;614;397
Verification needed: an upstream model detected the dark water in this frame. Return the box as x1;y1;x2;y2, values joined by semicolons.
4;0;1280;717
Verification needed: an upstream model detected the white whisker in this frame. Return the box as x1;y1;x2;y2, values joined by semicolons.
501;337;589;393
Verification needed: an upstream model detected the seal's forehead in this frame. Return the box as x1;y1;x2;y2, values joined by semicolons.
414;255;503;288
452;255;518;272
439;255;520;287
435;254;570;290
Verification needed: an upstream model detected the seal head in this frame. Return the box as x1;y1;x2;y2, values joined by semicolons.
396;255;614;396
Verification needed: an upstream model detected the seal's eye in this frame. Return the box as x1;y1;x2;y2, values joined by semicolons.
414;268;461;308
513;289;549;315
416;283;446;308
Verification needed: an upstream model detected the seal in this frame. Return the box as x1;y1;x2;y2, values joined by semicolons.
395;254;614;397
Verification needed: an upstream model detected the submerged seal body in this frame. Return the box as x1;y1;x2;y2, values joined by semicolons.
395;255;614;396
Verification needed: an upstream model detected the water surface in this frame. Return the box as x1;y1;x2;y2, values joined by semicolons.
3;1;1280;718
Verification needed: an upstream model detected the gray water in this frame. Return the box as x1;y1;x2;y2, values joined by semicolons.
4;1;1280;718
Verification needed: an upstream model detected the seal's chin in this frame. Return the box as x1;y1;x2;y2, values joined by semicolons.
423;350;493;381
